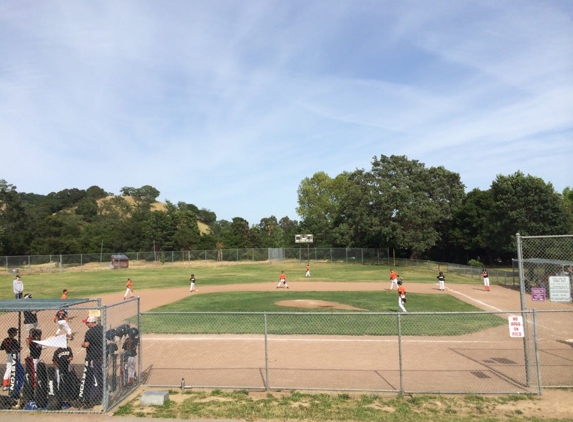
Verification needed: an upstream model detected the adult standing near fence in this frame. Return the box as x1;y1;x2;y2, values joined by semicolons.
397;280;407;313
13;275;24;299
482;268;490;291
80;316;103;407
189;274;197;292
437;271;446;291
124;278;134;299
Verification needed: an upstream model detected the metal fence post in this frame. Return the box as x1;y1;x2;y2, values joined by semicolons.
532;310;543;395
398;313;403;393
264;313;269;391
137;297;142;391
102;305;109;411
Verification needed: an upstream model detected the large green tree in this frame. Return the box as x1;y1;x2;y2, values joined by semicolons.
296;171;350;246
485;171;569;262
0;180;32;255
441;188;494;264
334;155;465;258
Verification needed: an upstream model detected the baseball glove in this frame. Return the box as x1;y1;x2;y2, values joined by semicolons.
402;297;407;303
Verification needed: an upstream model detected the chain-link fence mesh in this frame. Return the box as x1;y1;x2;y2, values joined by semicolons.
516;234;573;307
0;298;139;413
140;310;572;394
1;248;391;274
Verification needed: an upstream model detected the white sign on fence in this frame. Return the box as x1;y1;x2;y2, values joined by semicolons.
508;315;524;338
549;276;572;302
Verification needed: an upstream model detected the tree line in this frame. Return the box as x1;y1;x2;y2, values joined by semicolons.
1;155;571;265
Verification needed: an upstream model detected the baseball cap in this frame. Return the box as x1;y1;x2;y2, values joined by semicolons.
83;316;97;324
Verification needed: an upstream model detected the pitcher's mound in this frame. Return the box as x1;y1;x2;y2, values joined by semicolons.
277;299;365;310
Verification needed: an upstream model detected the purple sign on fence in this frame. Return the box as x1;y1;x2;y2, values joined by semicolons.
531;287;546;301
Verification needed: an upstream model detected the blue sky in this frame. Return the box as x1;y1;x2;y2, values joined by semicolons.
1;1;572;225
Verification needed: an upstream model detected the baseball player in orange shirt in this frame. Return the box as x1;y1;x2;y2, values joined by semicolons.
276;271;289;289
124;278;134;299
389;269;400;290
397;280;407;313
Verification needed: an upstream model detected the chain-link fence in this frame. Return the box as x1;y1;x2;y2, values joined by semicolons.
1;248;391;273
1;249;521;288
0;298;140;413
516;234;573;309
139;310;573;394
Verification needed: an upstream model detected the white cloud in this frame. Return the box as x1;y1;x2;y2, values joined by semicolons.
0;0;571;224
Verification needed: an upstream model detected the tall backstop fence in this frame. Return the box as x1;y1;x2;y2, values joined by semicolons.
516;234;573;309
139;309;573;395
0;297;140;413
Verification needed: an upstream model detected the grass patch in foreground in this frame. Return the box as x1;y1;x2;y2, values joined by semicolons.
115;389;545;422
142;291;505;336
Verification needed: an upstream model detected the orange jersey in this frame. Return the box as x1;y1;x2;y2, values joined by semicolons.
390;270;398;280
61;293;68;299
397;285;406;297
126;280;132;289
280;273;286;281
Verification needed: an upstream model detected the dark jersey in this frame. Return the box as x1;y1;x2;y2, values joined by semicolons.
122;337;139;357
0;337;20;354
24;310;38;324
52;347;73;371
29;340;42;359
437;274;446;282
84;324;104;361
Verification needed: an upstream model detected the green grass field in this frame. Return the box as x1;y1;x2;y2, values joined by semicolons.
0;261;478;300
143;290;504;336
3;262;505;336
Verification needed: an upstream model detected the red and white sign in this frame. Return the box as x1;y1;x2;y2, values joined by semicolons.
508;315;524;338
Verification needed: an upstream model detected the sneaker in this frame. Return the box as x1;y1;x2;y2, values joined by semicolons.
2;386;9;391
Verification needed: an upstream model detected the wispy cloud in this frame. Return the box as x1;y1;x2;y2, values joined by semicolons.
1;0;571;223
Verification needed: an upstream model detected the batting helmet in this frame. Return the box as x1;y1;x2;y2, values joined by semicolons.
106;328;118;341
117;324;130;337
128;327;139;338
397;280;403;285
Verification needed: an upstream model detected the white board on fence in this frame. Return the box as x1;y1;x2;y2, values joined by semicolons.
508;315;524;338
548;276;572;302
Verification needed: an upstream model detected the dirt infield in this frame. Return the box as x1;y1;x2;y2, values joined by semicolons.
97;280;525;312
